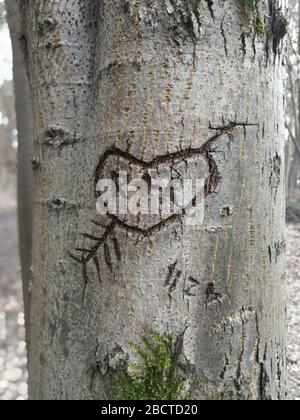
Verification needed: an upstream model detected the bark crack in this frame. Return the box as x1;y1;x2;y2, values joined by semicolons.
38;127;83;149
265;1;288;63
204;0;214;20
220;16;228;57
241;33;247;58
204;282;222;307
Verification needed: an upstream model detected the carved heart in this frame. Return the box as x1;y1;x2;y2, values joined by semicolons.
94;147;213;232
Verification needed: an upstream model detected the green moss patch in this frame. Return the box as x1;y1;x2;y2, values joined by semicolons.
113;331;190;400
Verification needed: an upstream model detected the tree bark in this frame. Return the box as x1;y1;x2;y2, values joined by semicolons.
5;0;33;352
12;0;287;400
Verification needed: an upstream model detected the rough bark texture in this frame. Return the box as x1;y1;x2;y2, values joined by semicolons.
5;0;33;350
14;0;287;399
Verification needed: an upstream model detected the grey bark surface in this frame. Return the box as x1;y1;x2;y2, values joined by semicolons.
5;0;33;350
12;0;287;399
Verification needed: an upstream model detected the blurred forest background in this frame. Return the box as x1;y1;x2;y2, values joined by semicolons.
0;0;28;400
0;0;300;400
286;0;300;222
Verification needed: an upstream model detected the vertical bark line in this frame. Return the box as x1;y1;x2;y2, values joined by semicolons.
220;15;228;57
22;0;287;399
5;0;33;356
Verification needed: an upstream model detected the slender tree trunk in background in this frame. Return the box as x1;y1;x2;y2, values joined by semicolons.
298;0;300;146
9;0;287;400
286;1;300;199
5;0;33;351
285;140;292;201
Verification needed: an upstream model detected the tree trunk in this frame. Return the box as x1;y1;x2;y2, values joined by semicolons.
11;0;287;400
5;0;33;351
285;138;292;201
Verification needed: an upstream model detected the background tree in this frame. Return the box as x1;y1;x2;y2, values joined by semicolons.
0;2;16;190
5;0;33;349
0;1;5;25
0;80;16;189
285;0;300;204
7;0;287;400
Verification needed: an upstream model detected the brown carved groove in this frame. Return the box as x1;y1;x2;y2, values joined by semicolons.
70;122;257;297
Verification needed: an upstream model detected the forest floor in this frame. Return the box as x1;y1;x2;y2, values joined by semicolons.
286;225;300;400
0;187;300;400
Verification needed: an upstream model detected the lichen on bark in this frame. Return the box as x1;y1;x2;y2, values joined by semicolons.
239;0;266;34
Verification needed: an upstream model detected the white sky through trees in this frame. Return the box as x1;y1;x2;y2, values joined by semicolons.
0;0;12;85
